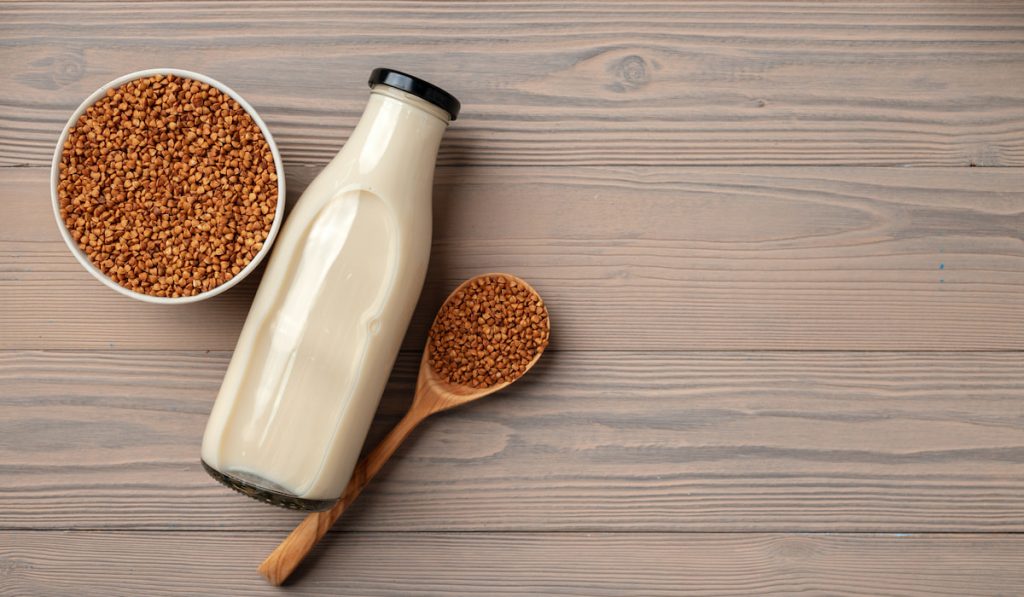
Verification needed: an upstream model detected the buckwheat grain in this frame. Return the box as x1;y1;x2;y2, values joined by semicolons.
57;74;278;298
428;275;550;388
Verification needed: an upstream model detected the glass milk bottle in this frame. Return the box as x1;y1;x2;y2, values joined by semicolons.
201;69;459;510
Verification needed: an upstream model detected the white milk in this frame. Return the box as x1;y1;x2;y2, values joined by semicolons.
202;71;457;509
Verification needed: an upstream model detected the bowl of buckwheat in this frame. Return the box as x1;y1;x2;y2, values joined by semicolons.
51;68;285;303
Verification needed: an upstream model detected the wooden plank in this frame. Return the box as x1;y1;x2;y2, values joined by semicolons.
3;166;1023;351
2;350;1022;532
2;2;1024;167
2;531;1022;596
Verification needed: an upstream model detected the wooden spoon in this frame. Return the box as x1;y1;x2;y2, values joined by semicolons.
258;273;550;586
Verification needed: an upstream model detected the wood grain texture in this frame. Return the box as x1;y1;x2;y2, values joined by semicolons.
4;166;1023;351
2;349;1022;532
3;2;1024;168
2;531;1023;596
4;2;1024;592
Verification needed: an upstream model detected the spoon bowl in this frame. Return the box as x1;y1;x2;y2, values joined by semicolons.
415;273;550;415
258;273;549;585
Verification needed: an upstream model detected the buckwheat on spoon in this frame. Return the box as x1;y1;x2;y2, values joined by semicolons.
259;273;550;586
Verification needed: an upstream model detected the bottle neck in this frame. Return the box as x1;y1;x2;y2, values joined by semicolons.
338;85;449;188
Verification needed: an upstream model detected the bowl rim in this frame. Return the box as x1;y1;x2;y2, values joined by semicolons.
50;67;286;304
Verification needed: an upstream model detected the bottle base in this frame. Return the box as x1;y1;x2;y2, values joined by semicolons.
201;459;337;512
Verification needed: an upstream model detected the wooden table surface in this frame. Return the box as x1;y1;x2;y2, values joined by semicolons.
2;2;1023;595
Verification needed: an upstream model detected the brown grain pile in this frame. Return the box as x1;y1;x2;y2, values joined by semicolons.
57;74;278;298
428;275;550;388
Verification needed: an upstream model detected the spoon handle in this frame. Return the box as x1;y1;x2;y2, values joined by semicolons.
258;409;425;585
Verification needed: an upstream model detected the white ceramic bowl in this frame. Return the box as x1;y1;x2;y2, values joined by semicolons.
50;68;285;304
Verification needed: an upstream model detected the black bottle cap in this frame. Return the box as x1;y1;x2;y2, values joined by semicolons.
368;68;461;121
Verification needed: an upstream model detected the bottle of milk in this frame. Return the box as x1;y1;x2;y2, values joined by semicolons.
201;69;459;510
